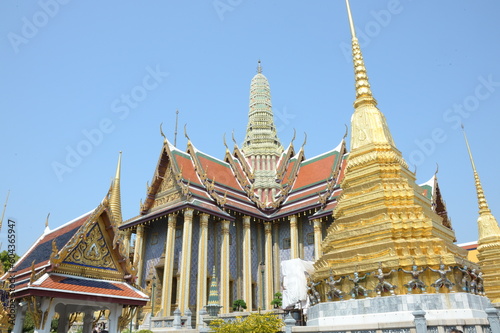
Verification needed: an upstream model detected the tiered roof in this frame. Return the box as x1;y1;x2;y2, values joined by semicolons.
4;157;148;306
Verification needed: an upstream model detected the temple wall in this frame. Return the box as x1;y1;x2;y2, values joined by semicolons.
302;218;315;261
142;220;167;287
279;220;291;261
189;215;200;307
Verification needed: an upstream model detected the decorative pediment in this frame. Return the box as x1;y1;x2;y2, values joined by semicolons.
152;166;183;210
51;208;128;280
62;223;117;271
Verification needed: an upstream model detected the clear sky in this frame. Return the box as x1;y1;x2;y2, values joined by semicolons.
1;0;500;256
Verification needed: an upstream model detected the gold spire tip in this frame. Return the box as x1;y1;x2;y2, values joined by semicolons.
345;0;357;39
115;151;122;180
461;124;477;172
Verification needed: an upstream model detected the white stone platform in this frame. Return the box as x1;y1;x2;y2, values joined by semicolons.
306;293;492;327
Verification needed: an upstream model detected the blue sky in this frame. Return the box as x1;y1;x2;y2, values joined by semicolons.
1;0;500;255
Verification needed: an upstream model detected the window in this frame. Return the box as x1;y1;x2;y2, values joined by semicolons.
306;232;315;245
150;232;158;245
283;238;291;249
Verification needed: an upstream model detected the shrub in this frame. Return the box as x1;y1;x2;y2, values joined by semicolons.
232;299;247;311
271;292;282;308
209;312;284;333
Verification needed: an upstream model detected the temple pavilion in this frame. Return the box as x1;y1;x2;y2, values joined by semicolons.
3;155;149;333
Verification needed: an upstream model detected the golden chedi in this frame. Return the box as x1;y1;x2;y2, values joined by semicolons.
314;0;474;295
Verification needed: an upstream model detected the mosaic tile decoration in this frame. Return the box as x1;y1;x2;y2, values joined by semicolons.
189;216;201;306
279;221;291;261
302;219;314;261
141;220;167;284
465;326;477;333
251;223;260;282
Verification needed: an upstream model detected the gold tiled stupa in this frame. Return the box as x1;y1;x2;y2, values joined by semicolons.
314;0;474;290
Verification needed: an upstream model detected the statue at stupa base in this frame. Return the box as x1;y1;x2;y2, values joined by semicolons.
401;265;427;294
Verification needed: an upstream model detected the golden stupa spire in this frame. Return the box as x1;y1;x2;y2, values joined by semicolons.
461;126;500;240
316;1;469;285
462;125;500;303
462;126;491;215
345;0;376;108
109;151;123;224
344;0;395;151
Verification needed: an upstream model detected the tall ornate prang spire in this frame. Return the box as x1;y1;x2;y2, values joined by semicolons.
241;61;283;206
109;151;123;224
462;126;500;303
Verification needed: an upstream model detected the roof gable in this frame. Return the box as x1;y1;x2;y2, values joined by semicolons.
12;213;90;275
51;206;134;281
60;222;119;273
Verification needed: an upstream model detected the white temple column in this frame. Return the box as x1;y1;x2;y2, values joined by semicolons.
313;218;323;261
264;222;273;310
289;215;298;259
242;216;252;310
178;208;194;315
13;302;27;333
196;213;209;319
220;220;231;313
161;212;177;316
34;297;55;333
107;303;120;333
122;229;131;258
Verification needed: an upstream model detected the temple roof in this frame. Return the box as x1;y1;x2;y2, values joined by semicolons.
13;273;148;305
121;137;351;227
11;211;91;275
4;169;144;305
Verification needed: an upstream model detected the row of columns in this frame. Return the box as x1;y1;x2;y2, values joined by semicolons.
13;300;122;333
131;211;325;318
249;155;278;171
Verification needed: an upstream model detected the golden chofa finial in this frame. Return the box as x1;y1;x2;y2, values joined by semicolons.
160;122;167;143
345;0;377;108
45;212;50;228
461;124;491;215
184;123;191;142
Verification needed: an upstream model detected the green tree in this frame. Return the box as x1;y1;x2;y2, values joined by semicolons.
209;312;284;333
22;311;34;333
0;250;19;272
232;299;247;312
271;292;282;308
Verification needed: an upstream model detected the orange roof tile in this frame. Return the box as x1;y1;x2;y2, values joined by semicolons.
13;273;148;305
